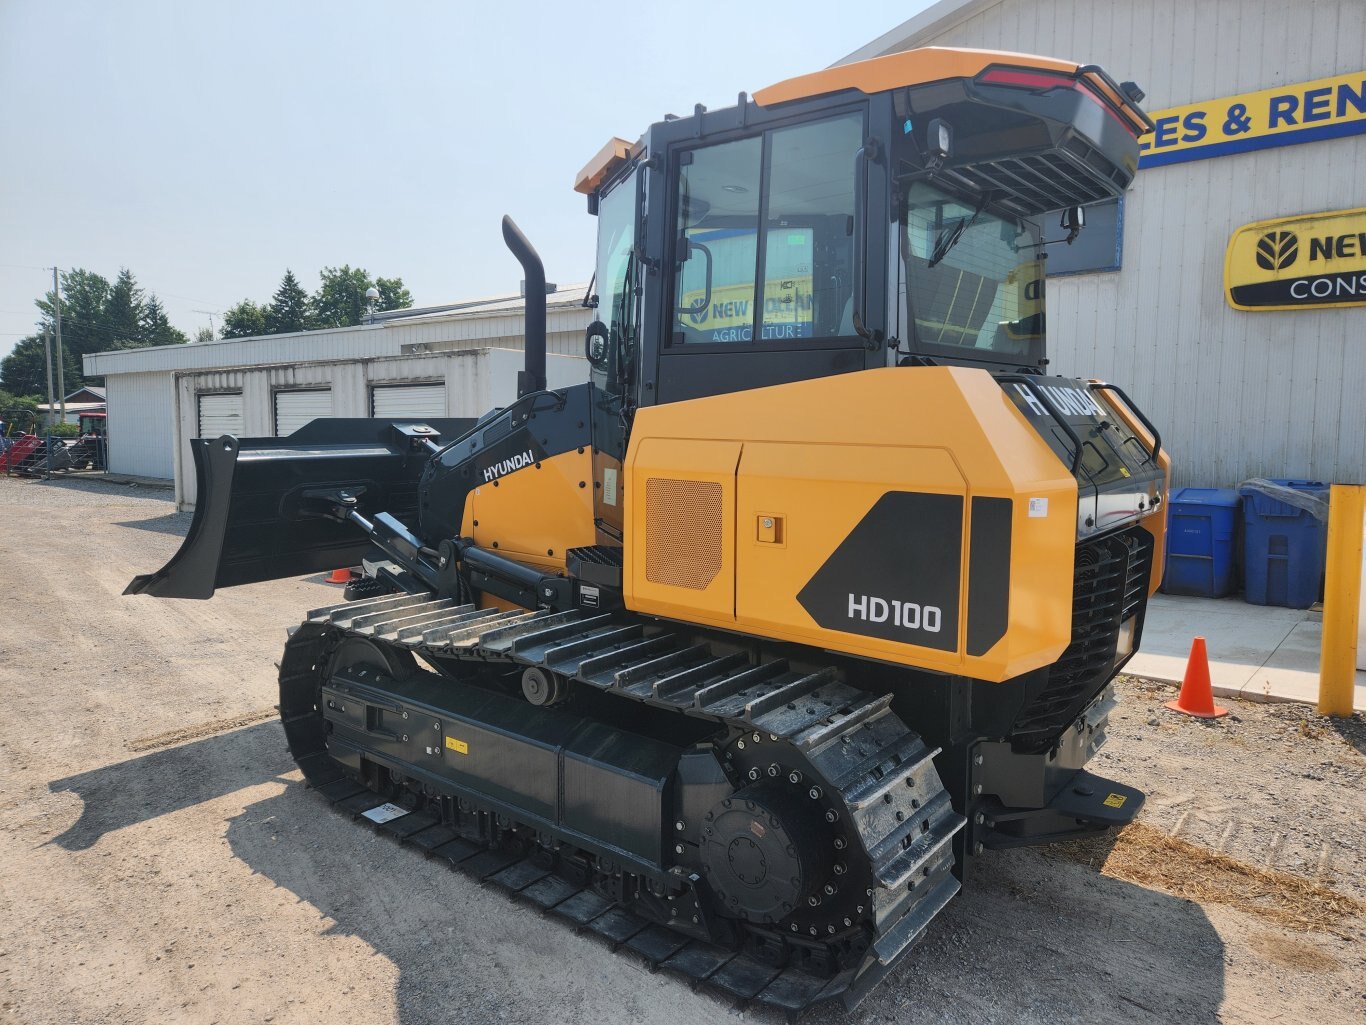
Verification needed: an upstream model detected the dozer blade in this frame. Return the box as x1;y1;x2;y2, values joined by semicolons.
125;418;474;599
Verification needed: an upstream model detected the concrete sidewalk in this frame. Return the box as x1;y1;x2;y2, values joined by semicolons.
1128;593;1366;713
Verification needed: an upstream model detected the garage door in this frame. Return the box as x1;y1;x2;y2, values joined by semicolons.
371;383;446;418
274;389;333;437
197;393;243;438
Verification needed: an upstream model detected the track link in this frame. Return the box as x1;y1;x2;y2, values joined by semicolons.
280;594;965;1016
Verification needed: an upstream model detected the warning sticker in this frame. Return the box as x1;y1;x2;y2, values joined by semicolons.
361;802;410;824
444;736;469;755
1103;793;1127;809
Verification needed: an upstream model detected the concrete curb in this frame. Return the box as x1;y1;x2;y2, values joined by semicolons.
1127;672;1365;715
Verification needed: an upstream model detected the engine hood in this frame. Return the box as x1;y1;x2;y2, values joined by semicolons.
998;375;1166;540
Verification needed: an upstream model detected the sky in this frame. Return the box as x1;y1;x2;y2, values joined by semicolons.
0;0;930;364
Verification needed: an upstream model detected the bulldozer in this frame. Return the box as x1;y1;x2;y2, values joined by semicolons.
128;46;1168;1015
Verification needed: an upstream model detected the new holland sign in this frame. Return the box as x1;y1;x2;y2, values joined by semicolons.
1139;71;1366;168
1225;208;1366;311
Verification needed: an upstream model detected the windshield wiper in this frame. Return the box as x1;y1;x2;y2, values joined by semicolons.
927;199;987;268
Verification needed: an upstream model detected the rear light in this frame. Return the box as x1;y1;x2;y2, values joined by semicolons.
977;68;1076;91
977;66;1141;137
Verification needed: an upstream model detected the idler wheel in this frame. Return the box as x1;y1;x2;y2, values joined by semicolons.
521;666;567;706
700;784;832;924
326;635;415;681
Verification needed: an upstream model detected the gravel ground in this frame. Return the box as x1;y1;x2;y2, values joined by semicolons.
1;475;1362;1025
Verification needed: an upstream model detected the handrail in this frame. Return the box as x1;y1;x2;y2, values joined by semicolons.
1076;64;1156;134
1088;382;1162;467
996;374;1085;475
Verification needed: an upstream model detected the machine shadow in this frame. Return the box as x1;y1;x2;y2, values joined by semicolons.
114;511;192;536
807;828;1227;1025
47;721;290;851
221;782;1227;1025
1327;713;1365;756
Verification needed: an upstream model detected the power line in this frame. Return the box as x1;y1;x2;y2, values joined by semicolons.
1;264;231;309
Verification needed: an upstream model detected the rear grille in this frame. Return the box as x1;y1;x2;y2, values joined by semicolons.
1011;527;1153;751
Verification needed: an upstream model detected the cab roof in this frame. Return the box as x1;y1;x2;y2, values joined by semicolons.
574;46;1146;194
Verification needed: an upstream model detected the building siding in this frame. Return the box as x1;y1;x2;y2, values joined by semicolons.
104;371;176;479
859;0;1366;487
170;349;584;509
85;295;591;378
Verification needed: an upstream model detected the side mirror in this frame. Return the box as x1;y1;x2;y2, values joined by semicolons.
1062;205;1085;244
584;320;610;368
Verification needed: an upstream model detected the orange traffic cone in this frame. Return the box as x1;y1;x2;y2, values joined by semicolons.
1165;636;1228;718
327;567;353;584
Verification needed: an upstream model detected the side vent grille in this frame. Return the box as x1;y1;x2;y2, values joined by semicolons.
645;478;723;590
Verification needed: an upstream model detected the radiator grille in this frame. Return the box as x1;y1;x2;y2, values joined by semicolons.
1011;527;1153;751
645;478;723;590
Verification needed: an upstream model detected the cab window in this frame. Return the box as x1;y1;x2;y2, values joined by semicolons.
672;112;863;345
592;170;640;396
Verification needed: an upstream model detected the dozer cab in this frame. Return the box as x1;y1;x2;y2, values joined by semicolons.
129;47;1167;1014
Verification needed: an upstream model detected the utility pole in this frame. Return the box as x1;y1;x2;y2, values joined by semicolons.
43;329;55;429
53;267;66;425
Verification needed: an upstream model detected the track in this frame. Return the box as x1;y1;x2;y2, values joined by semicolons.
279;592;965;1017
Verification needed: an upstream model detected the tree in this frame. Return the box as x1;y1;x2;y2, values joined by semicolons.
267;269;312;334
311;267;413;327
220;300;270;339
0;335;80;397
311;265;372;328
24;267;188;379
103;269;144;347
375;276;413;311
0;388;41;429
192;327;214;344
34;269;112;363
139;295;188;347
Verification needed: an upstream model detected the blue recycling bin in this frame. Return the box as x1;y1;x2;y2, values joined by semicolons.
1239;479;1329;608
1162;488;1240;597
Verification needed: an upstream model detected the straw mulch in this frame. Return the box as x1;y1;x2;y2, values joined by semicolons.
1057;821;1362;936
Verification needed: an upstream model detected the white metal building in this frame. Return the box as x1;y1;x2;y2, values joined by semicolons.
844;0;1366;487
84;286;592;509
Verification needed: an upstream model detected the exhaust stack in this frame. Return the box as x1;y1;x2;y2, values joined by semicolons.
501;215;547;398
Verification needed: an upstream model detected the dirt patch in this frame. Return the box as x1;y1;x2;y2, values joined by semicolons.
128;706;281;752
1059;821;1363;935
1247;931;1343;972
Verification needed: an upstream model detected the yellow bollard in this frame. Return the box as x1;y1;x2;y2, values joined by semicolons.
1319;484;1366;716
